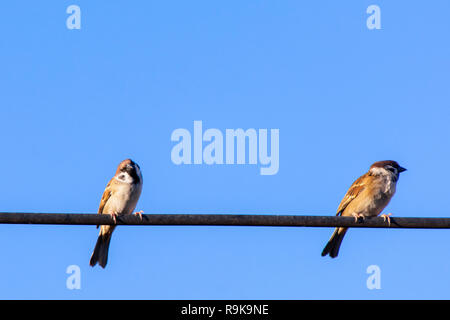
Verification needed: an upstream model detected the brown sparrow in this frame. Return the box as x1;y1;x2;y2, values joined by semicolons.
90;159;143;268
322;160;406;258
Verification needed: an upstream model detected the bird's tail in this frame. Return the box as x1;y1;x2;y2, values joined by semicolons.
90;227;114;268
321;227;348;258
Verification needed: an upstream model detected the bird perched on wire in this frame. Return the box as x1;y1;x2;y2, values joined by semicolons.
90;159;143;268
322;160;407;258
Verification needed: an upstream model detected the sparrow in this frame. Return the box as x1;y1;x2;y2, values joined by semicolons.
90;159;143;268
321;160;407;258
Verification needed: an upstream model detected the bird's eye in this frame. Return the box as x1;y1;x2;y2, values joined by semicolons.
386;166;397;173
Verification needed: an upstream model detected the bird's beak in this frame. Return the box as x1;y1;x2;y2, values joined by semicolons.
398;166;407;173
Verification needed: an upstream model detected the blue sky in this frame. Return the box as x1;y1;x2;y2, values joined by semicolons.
0;1;449;299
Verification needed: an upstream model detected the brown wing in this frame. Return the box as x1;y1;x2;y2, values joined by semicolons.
98;180;113;214
336;173;368;216
96;179;113;228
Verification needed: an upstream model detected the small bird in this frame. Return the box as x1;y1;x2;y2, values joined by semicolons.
90;159;143;268
322;160;407;258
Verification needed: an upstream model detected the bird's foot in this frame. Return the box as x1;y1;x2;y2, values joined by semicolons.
134;210;144;221
352;213;365;223
380;213;392;226
111;212;119;224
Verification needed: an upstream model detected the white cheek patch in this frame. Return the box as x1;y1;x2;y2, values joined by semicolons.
370;167;398;194
369;167;388;176
370;166;398;179
115;172;133;184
